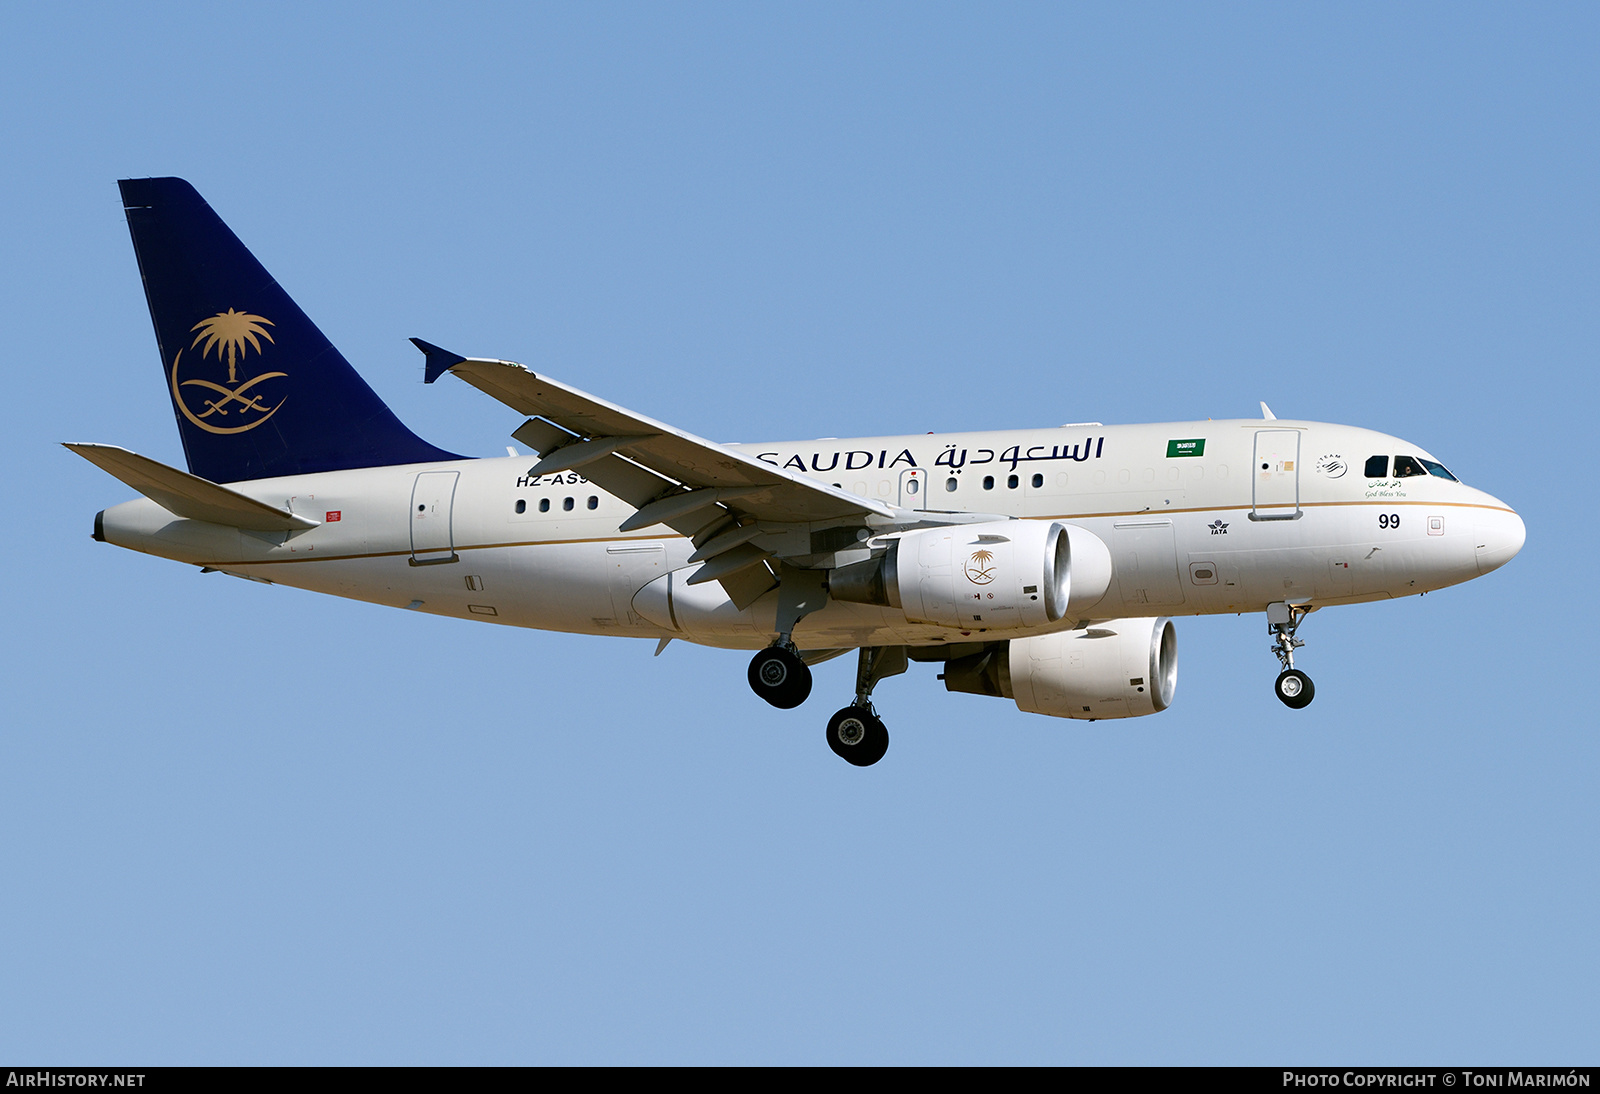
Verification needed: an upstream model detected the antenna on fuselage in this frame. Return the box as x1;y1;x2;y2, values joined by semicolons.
1259;401;1277;420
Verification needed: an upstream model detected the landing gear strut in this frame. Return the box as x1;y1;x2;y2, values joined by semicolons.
826;646;906;766
1268;601;1315;709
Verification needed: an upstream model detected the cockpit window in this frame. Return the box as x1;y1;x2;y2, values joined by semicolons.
1372;453;1458;481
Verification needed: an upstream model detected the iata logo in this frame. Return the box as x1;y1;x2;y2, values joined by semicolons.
170;309;286;435
964;549;996;585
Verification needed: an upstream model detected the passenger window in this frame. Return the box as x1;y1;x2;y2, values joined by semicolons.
563;497;575;511
1393;456;1426;478
983;475;994;490
1007;474;1018;489
945;477;958;492
539;498;550;513
1419;459;1458;482
1364;455;1389;477
1031;473;1043;488
587;496;598;509
515;499;526;514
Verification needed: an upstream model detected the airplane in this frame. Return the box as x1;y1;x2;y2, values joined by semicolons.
71;178;1526;766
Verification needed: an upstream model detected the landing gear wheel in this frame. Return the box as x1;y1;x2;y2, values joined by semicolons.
1275;669;1315;709
748;646;813;709
826;706;889;766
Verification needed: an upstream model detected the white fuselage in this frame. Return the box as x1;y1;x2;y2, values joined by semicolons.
96;418;1524;651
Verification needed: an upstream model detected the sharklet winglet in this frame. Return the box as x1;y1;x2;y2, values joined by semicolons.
412;338;469;385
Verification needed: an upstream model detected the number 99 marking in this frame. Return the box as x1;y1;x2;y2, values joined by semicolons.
1379;513;1401;530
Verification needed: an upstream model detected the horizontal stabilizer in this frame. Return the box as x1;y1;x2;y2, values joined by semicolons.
64;443;318;531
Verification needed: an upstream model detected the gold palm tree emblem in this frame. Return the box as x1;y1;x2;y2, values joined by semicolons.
191;309;274;383
965;549;997;584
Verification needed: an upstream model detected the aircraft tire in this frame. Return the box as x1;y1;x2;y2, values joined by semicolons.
827;706;889;766
749;646;812;709
1274;669;1315;710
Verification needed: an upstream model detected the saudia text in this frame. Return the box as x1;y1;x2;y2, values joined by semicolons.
755;437;1106;475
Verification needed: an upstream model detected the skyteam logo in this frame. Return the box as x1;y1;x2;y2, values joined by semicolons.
170;309;286;434
1315;453;1348;478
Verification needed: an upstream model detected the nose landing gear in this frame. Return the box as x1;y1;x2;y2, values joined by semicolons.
1274;668;1314;708
1268;601;1315;709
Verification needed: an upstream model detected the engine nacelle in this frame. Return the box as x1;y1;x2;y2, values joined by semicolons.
889;519;1110;631
829;519;1112;634
943;616;1177;719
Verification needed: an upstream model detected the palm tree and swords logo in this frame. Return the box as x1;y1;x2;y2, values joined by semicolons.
169;309;287;435
964;548;997;585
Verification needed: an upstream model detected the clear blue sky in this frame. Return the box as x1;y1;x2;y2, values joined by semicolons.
2;2;1595;1064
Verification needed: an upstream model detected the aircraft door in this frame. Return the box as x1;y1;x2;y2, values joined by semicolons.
410;471;460;565
1252;430;1301;521
898;468;928;510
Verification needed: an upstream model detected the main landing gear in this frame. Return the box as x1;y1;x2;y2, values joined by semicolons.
825;646;906;767
826;706;887;767
748;644;813;709
747;569;907;764
747;642;906;766
1268;601;1315;709
748;565;826;710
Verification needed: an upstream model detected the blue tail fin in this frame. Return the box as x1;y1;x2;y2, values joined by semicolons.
119;177;460;482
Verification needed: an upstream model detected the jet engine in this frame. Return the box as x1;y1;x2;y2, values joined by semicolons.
942;616;1178;719
830;520;1112;632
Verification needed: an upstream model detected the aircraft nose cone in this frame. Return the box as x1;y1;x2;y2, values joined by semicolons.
1476;505;1526;575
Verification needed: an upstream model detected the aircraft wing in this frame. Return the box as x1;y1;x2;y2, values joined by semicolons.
416;340;911;608
415;340;893;525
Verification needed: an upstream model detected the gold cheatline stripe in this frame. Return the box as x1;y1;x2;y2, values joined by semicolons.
214;499;1513;569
